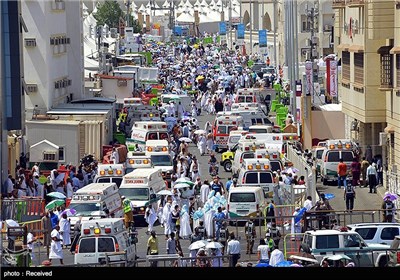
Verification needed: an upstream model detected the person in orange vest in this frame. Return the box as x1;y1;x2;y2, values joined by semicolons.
337;158;348;189
266;56;271;66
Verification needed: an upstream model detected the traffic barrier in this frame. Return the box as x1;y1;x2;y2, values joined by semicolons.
21;219;43;240
283;233;304;259
1;198;45;222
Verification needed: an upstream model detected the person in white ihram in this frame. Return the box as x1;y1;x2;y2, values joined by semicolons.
49;225;64;265
144;204;158;234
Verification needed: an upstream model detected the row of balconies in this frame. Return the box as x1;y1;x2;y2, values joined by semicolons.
332;0;365;9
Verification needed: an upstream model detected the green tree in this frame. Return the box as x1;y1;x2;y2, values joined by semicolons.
94;0;123;28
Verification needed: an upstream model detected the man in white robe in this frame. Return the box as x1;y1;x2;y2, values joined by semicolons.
179;204;192;239
145;204;158;233
269;248;285;266
49;226;64;265
58;213;71;247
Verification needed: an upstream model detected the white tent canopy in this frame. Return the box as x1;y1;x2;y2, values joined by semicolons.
176;10;194;23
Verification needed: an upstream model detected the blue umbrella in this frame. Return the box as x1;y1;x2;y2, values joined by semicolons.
324;193;335;200
275;260;293;267
294;207;307;224
255;262;272;267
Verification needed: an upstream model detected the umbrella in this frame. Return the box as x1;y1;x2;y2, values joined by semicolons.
188;240;208;250
194;129;207;135
325;254;352;261
255;262;272;267
175;177;194;186
383;192;398;201
324;193;335;200
275;260;293;267
45;199;65;210
54;173;65;185
205;241;223;249
61;208;77;217
174;183;192;189
5;219;19;227
157;190;173;196
196;75;205;80
47;191;66;199
179;137;192;143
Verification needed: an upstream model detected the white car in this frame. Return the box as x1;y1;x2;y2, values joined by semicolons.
346;222;400;246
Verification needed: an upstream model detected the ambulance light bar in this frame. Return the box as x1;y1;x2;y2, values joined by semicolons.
147;146;168;152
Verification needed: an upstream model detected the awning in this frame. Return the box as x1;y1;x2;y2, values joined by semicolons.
348;45;364;53
377;46;392;54
384;125;395;134
337;44;350;51
390;46;400;54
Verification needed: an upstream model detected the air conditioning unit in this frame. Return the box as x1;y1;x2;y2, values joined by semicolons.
379;132;388;146
25;38;37;47
26;84;38;93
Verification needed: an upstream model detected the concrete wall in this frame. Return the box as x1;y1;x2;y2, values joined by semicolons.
310;110;345;147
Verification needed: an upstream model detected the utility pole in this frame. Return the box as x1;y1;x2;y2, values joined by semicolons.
249;0;252;54
125;0;131;28
306;1;319;103
229;0;233;50
273;0;277;68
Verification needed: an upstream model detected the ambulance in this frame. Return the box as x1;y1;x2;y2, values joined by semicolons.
93;164;125;187
213;115;244;152
145;139;174;184
74;218;136;266
125;151;152;174
320;139;356;185
254;149;284;172
235;88;259;103
127;121;169;151
68;183;123;233
119;168;165;222
231;102;260;111
217;110;271;130
237;158;275;198
231;140;267;176
220;130;249;172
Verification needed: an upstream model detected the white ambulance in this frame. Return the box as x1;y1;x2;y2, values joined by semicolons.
74;218;136;266
237;158;275;199
93;163;125;188
68;183;123;233
254;149;284;172
145;139;174;184
125;151;152;174
232;140;266;176
119;168;165;222
127;121;169;151
213;115;244;152
320;139;356;185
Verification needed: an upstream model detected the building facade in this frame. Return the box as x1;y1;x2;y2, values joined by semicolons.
333;0;400;190
1;1;24;184
22;0;84;120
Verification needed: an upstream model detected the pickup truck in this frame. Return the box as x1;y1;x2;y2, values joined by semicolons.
299;229;390;267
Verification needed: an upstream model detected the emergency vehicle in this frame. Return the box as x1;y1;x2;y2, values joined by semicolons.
119;168;165;222
145;139;174;184
220;130;249;172
237;158;275;198
254;149;284;172
239;132;300;155
235;88;261;103
125;151;152;174
231;140;267;176
213;115;244;152
320;139;356;185
74;218;136;266
231;102;260;111
93;163;125;187
69;183;123;233
217;110;271;130
127;121;169;151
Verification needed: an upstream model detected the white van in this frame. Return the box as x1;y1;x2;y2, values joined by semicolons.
320;139;355;185
237;158;275;198
145;139;174;184
74;218;136;266
125;151;152;174
119;168;165;222
232;140;267;176
128;121;169;151
69;183;123;232
227;186;267;224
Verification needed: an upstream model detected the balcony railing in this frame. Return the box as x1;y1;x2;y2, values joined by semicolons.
332;0;346;9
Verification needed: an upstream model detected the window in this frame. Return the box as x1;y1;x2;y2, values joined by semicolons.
342;151;355;162
229;193;256;203
24;38;36;47
260;172;273;183
301;15;311;32
270;161;282;172
217;126;227;134
58;147;64;161
78;238;95;253
355;227;377;240
396;55;400;88
98;237;115;252
344;234;362;248
244;172;258;184
242;152;255;159
354;53;364;84
26;84;38;93
380;227;399;240
380;51;393;88
342;51;350;81
316;235;339;249
327;151;340;162
52;0;65;11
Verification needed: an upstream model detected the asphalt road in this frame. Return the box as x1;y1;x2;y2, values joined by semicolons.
26;110;386;267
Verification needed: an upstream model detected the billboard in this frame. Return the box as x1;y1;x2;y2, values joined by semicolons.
237;23;245;46
258;29;267;54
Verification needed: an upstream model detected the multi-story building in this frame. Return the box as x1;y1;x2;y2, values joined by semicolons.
22;0;84;119
0;1;24;183
333;0;399;188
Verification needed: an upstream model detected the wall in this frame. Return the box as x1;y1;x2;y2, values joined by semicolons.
101;78;134;102
311;110;345;147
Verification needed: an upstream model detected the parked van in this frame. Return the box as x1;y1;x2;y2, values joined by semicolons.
227;186;267;224
125;151;152;174
320;139;355;185
237;158;275;198
93;164;125;187
127;121;169;151
145;139;174;184
254;149;284;172
69;183;123;232
119;168;165;222
231;140;266;176
74;218;136;266
248;124;273;134
311;146;327;177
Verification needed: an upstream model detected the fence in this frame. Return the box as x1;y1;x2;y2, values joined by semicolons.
387;171;400;222
1;198;45;223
